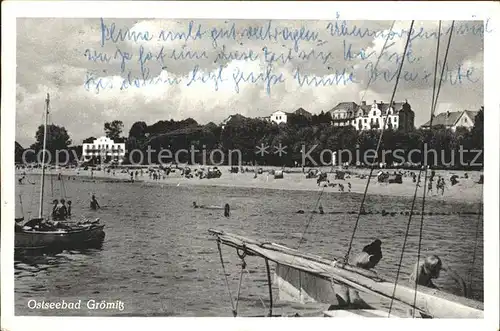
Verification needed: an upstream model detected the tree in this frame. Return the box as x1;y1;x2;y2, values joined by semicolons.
104;120;124;141
32;124;71;152
470;107;483;149
31;124;72;163
15;142;25;163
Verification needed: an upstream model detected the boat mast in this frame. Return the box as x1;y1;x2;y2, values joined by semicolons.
38;93;50;219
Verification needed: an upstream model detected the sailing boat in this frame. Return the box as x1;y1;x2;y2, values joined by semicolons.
15;93;106;251
207;20;484;318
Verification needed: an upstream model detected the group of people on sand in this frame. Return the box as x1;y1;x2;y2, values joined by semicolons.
339;239;467;317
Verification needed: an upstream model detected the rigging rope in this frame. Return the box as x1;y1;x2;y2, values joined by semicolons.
360;20;396;103
19;194;25;219
412;20;455;318
216;239;237;316
234;255;247;315
388;20;443;317
468;190;483;298
343;20;416;265
243;268;267;311
276;186;326;297
60;175;67;199
264;258;273;317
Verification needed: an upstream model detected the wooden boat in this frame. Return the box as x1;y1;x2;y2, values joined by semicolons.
15;220;105;251
15;93;106;252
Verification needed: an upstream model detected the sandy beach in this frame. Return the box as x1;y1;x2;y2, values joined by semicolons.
18;166;484;203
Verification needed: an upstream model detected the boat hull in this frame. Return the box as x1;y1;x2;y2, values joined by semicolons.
15;225;105;251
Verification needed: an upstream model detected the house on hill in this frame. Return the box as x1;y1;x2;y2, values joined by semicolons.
421;110;478;131
328;102;360;127
293;107;313;119
82;136;126;164
270;110;289;125
328;100;415;132
221;114;248;129
268;108;312;125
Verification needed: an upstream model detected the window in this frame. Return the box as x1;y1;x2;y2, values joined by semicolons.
464;117;468;122
373;111;376;116
364;118;367;123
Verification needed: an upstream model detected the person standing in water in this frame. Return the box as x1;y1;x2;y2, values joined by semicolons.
51;199;59;219
67;200;72;217
59;199;68;220
90;194;100;210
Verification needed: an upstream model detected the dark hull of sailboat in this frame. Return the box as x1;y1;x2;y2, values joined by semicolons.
15;225;105;252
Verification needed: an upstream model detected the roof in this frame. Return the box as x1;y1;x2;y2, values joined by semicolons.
294;107;312;117
329;101;410;117
222;114;247;125
328;102;358;113
464;110;479;123
377;102;405;113
422;110;477;128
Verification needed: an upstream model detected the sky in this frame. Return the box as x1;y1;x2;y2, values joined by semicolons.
15;18;484;147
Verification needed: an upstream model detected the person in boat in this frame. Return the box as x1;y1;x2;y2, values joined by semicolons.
409;255;466;292
407;255;467;318
332;240;383;310
352;239;383;270
90;194;100;210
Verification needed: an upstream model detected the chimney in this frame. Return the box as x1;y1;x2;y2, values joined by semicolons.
362;101;366;106
392;101;396;106
446;111;450;117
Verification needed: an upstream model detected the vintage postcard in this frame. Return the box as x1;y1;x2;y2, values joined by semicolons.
1;1;499;331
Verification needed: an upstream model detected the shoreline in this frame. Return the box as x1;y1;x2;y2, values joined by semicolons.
18;166;484;203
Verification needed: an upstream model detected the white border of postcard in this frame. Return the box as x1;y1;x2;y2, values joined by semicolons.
1;1;499;331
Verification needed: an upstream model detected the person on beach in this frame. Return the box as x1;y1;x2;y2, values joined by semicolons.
408;255;467;317
18;175;25;184
67;200;72;217
90;194;100;210
427;180;433;195
439;177;446;195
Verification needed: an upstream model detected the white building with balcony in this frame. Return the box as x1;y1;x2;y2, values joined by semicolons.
328;100;415;132
82;136;126;164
